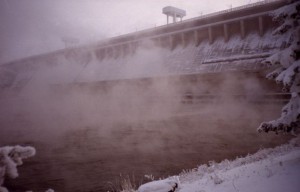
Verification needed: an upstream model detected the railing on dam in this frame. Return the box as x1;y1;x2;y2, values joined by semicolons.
86;0;286;61
155;0;282;30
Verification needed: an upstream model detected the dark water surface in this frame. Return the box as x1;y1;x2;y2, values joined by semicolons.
0;103;291;192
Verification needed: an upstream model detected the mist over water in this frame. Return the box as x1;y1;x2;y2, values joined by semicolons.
0;40;291;191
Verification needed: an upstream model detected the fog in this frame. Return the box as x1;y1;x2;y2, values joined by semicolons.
0;0;250;64
0;39;290;190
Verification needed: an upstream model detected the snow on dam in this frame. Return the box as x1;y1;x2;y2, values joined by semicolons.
0;0;293;191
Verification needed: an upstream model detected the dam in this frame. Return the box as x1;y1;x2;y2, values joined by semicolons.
0;0;292;191
0;0;288;89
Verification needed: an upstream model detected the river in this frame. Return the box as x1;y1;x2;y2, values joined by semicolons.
0;101;290;192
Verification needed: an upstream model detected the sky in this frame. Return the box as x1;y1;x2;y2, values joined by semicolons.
0;0;255;64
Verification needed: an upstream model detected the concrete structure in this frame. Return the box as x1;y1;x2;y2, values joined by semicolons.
82;0;285;60
0;0;288;92
163;6;186;24
2;0;286;65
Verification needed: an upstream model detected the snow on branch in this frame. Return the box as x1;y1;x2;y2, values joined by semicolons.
270;0;300;21
270;1;300;39
263;47;294;68
266;66;284;80
0;145;36;192
258;93;300;134
276;60;300;88
258;1;300;135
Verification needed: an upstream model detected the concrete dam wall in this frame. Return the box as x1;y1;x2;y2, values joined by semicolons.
0;0;287;92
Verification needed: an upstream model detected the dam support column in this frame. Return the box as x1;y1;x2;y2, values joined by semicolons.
101;48;106;60
223;23;229;42
128;43;132;56
173;13;177;23
135;41;140;53
117;46;122;58
208;26;213;44
121;45;125;58
240;20;245;39
259;16;264;36
105;48;110;59
130;42;135;56
194;30;199;46
112;47;117;58
157;37;162;47
131;42;136;55
181;33;186;47
169;35;173;50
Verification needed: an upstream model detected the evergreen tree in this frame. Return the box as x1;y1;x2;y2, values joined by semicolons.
258;1;300;135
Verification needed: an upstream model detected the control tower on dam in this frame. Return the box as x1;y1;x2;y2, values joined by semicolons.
0;0;289;101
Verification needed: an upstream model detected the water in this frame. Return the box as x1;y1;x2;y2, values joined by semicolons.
1;103;290;192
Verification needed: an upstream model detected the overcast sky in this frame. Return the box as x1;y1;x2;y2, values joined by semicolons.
0;0;255;64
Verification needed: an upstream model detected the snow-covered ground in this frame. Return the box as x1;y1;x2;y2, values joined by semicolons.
138;137;300;192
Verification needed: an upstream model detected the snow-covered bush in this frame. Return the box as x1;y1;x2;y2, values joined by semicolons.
258;0;300;135
0;145;36;192
137;177;179;192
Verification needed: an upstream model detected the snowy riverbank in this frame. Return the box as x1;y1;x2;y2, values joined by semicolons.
138;137;300;192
